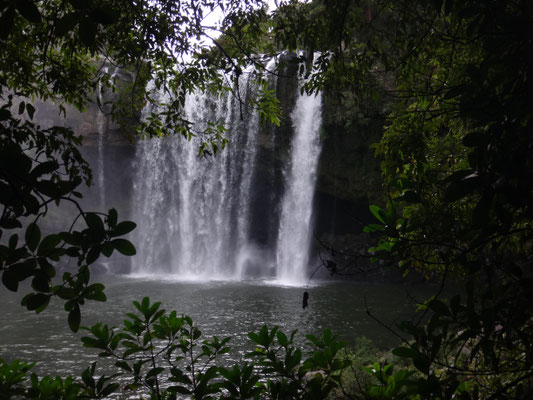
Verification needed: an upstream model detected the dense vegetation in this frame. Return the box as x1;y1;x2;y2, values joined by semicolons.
1;0;532;398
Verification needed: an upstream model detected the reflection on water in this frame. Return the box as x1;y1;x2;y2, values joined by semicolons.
0;275;437;378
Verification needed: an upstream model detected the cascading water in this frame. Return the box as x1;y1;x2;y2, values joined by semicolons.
132;66;262;279
131;56;323;284
275;81;323;285
95;70;108;211
94;66;117;211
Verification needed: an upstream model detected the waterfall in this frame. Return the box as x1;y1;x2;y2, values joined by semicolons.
95;70;107;211
131;56;323;284
275;84;323;285
132;66;261;279
95;66;117;211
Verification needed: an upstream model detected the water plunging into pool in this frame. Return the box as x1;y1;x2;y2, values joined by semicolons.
132;58;323;285
276;83;323;284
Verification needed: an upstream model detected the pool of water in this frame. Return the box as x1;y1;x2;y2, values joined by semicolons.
0;274;437;379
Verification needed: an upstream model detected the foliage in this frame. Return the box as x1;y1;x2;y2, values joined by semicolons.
1;297;352;399
0;0;285;329
255;0;533;398
79;296;350;399
327;0;533;398
0;93;136;330
335;337;382;398
372;0;533;395
0;1;342;399
4;0;533;398
0;357;118;399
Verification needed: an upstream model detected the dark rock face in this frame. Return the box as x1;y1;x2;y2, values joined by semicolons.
314;191;374;236
32;63;137;148
27;63;137;263
248;52;301;248
252;52;385;243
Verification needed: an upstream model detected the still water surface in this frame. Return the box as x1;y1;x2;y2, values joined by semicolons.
0;275;436;378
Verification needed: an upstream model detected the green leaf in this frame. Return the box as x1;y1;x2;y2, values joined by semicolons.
81;364;95;388
85;213;105;235
0;7;16;39
31;161;59;178
369;205;385;223
413;355;431;375
38;258;55;278
170;368;193;385
55;13;78;36
35;298;51;314
101;242;114;257
111;239;136;256
363;223;385;232
450;295;461;316
110;221;136;237
472;191;493;227
66;247;80;257
141;296;150;310
55;287;77;300
2;270;19;292
276;331;288;346
443;177;481;203
441;83;463;99
169;385;192;395
16;0;42;23
115;361;132;372
248;332;261;345
68;304;81;332
34;180;61;198
0;108;11;121
86;245;101;265
90;6;119;25
78;265;90;285
26;103;35;120
400;190;421;203
0;217;22;229
68;0;90;10
100;383;119;397
25;223;41;252
462;132;484;147
9;234;18;249
79;19;97;48
87;290;106;302
13;260;37;282
146;367;165;380
37;234;61;256
107;208;118;228
391;346;418;359
26;293;50;312
87;283;105;293
81;337;103;350
428;299;451;316
443;169;473;184
32;269;51;292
